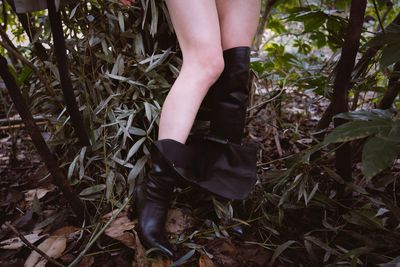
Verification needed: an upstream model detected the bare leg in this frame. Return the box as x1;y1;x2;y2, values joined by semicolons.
215;0;260;49
209;0;260;234
158;0;224;143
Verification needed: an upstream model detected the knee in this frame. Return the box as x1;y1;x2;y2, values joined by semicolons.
183;49;224;84
199;50;225;82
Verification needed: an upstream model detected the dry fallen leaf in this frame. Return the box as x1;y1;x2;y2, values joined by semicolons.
52;226;80;239
24;236;67;267
150;259;172;267
165;208;193;234
199;255;216;267
0;233;45;250
24;187;54;203
133;229;147;267
24;226;79;267
104;212;136;249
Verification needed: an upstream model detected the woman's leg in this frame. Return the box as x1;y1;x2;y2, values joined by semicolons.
158;0;224;143
208;0;260;235
132;1;223;258
205;0;260;143
215;0;260;49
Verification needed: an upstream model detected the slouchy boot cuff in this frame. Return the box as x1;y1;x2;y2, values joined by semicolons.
153;135;257;200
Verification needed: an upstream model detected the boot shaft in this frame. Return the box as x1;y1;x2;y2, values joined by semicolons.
209;46;251;144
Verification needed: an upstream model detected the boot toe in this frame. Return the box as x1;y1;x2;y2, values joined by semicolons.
229;224;248;237
141;234;176;258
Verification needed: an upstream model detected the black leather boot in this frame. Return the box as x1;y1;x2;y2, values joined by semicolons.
196;46;254;236
209;46;251;143
130;139;179;258
196;46;251;143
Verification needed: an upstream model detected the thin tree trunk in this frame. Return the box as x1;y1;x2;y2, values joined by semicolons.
330;0;367;180
5;0;48;61
378;62;400;109
319;11;400;125
253;0;279;50
0;34;56;97
0;54;86;223
47;0;90;147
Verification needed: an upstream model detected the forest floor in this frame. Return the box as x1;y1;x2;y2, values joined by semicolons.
0;89;335;267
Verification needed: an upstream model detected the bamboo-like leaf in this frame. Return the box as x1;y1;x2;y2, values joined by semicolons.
106;171;115;201
304;236;338;254
144;102;152;122
305;182;319;206
111;54;122;75
324;120;392;144
269;240;296;266
128;156;148;194
381;43;400;68
118;11;125;32
171;249;196;267
68;155;79;180
134;34;145;56
69;3;80;19
334;109;392;121
141;0;150;29
145;48;172;73
362;136;400;181
106;73;145;87
149;0;158;36
379;256;400;267
125;137;146;162
128;127;147;136
80;184;106;196
79;146;87;179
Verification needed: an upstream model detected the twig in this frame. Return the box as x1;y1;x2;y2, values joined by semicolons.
0;39;56;97
253;0;279;50
372;0;385;33
0;54;86;223
5;222;65;267
273;127;283;157
0;115;49;125
47;0;91;147
248;89;284;112
0;122;46;130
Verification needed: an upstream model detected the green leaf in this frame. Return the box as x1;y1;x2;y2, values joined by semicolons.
367;27;400;48
125;137;146;162
69;3;80;19
118;11;125;32
334;109;392;121
106;170;115;201
324;120;392;144
171;249;196;266
149;0;158;36
128;156;148;194
145;48;171;73
304;235;338;254
128;127;147;136
17;65;33;86
269;240;296;266
381;43;400;68
343;210;386;230
79;146;87;179
379;256;400;267
144;102;152;122
362;136;400;181
304;13;326;32
80;184;106;196
68;155;79;179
